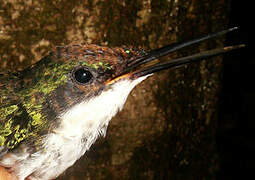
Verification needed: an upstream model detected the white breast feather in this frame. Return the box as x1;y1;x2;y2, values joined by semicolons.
46;76;149;178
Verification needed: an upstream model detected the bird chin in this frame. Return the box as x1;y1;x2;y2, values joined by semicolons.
57;74;150;140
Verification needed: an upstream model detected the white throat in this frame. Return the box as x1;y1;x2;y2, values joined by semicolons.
57;76;149;146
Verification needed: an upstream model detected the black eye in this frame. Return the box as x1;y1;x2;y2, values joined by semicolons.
73;68;93;84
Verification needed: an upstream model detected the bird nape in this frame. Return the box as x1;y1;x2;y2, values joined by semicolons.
0;27;244;180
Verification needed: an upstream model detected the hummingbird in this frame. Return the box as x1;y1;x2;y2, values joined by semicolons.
0;27;244;180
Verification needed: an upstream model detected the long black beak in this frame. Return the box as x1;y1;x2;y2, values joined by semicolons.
126;27;244;79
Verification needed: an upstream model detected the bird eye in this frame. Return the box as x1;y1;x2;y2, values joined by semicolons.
73;68;93;84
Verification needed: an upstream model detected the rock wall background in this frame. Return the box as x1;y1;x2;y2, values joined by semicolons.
0;0;231;179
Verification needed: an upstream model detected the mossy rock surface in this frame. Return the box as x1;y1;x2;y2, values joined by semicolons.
0;0;230;179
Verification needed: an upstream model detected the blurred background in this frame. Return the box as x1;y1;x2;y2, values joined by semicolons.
0;0;251;179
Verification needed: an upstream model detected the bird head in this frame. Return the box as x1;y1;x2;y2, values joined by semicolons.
2;27;243;145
